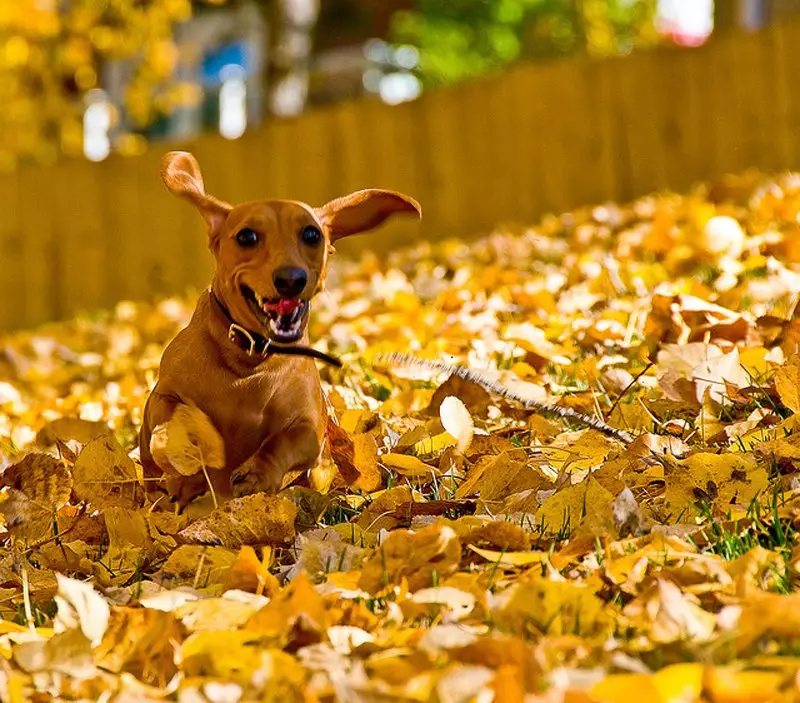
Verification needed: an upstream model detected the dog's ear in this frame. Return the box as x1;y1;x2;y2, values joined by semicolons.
161;151;231;234
316;189;421;242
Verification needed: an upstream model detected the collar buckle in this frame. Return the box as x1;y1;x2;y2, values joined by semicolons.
228;323;257;357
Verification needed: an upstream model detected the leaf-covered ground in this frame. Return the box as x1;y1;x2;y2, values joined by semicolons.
3;171;800;701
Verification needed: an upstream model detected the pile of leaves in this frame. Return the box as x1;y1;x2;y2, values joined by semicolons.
3;170;800;701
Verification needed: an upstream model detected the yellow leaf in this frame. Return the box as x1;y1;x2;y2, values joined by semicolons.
35;417;111;447
382;453;439;477
663;452;768;520
495;576;612;638
412;431;457;456
358;523;461;594
534;477;616;537
72;436;143;509
181;630;267;681
468;545;549;567
223;545;279;596
339;409;374;434
704;667;786;703
156;545;238;591
651;663;704;703
150;404;225;476
542;429;615;474
246;572;328;640
774;354;800;414
353;433;382;492
591;674;660;703
176;594;266;633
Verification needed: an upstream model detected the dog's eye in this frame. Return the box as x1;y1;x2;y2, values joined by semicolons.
235;228;259;248
300;225;322;247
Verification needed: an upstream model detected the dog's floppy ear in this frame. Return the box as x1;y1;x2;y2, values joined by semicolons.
316;189;421;243
161;151;231;235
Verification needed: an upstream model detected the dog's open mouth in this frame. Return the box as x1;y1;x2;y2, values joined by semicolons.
240;285;309;343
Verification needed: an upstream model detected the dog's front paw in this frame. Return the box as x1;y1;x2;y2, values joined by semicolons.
230;458;285;497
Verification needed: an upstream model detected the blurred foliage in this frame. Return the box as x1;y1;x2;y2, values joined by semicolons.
391;0;661;86
0;0;662;168
0;0;216;170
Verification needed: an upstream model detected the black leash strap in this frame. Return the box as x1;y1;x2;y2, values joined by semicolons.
265;339;342;367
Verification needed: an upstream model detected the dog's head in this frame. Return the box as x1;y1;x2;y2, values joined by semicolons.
161;151;421;343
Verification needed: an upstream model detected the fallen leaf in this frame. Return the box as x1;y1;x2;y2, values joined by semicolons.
36;417;112;447
0;453;72;510
439;395;474;454
178;493;297;547
359;523;462;593
664;452;767;520
150;403;225;476
495;576;612;638
71;436;143;509
774;354;800;414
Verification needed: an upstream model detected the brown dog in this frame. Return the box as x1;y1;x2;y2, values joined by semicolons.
139;151;421;506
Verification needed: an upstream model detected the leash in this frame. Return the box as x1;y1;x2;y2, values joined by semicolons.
210;291;342;368
374;352;635;444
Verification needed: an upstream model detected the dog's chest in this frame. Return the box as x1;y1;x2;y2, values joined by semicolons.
198;373;271;437
190;370;307;466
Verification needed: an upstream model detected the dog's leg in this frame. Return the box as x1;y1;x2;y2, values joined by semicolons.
230;419;322;497
140;393;229;508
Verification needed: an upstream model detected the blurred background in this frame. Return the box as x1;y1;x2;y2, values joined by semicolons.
0;0;799;329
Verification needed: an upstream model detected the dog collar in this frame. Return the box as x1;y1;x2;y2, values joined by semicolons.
210;291;342;368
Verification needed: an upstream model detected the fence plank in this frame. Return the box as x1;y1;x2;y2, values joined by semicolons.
774;22;800;169
16;164;56;326
54;159;106;318
0;172;24;330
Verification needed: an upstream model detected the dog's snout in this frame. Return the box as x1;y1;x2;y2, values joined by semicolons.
273;266;308;298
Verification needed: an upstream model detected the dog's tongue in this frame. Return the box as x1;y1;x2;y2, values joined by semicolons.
276;298;302;315
263;298;302;315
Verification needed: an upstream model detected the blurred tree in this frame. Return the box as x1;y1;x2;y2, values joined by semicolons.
0;0;322;168
253;0;320;116
0;0;202;169
390;0;659;86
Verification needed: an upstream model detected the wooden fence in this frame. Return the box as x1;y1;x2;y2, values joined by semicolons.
1;21;799;331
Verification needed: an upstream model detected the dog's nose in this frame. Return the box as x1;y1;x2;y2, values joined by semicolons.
273;266;308;298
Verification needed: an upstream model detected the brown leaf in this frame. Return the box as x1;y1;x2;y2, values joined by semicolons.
0;452;72;511
462;521;531;552
325;418;359;485
356;485;414;533
0;487;54;543
494;576;612;638
178;493;297;547
663;453;767;520
455;449;538;500
428;374;491;416
154;545;238;590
